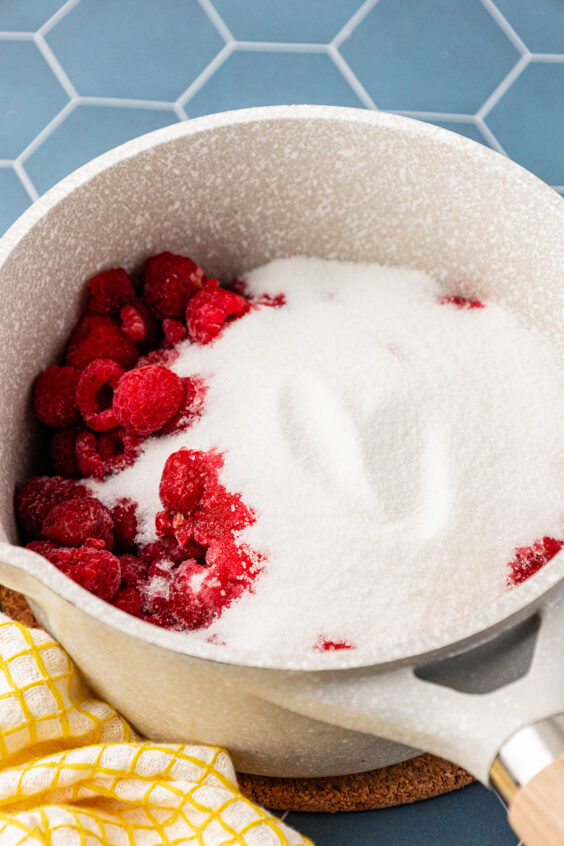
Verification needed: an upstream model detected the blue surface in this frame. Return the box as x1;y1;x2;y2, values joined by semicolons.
1;1;562;842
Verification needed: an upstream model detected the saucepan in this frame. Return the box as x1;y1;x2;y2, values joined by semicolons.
0;106;563;845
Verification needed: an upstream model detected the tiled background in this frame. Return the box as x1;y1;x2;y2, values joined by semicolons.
1;0;562;843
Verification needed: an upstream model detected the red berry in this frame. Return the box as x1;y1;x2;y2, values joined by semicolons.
49;425;83;478
113;365;185;435
76;428;141;480
111;498;138;552
120;305;146;342
15;476;90;538
42;496;114;548
160;377;206;435
33;366;80;428
119;553;148;587
26;540;62;561
75;358;123;431
315;637;355;652
112;586;143;615
159;448;220;515
439;295;485;310
231;280;286;308
140;536;205;568
186;280;251;345
168;559;217;629
192;482;254;544
66;314;138;369
162;318;187;347
87;268;136;318
143;252;205;320
508;536;563;585
137;347;179;368
56;546;121;601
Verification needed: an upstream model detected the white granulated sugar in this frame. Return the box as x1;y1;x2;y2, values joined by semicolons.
92;257;564;656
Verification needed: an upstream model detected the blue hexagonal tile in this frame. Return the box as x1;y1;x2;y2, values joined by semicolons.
0;0;63;31
493;0;564;55
212;0;362;43
186;49;365;117
45;0;224;100
0;168;31;234
0;40;68;158
25;104;178;194
340;0;520;112
486;62;564;185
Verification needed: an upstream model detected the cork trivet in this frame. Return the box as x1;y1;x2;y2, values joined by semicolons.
0;586;474;812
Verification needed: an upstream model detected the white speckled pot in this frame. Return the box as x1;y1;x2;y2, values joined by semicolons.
0;106;563;790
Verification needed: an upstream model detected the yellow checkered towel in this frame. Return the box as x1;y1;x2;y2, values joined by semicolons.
0;614;312;845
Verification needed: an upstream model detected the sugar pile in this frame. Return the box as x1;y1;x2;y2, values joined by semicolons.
92;257;564;656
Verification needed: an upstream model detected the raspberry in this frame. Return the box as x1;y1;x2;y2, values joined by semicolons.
33;366;80;428
439;295;485;310
231;280;286;309
75;359;123;431
192;482;254;544
140;536;205;567
315;637;355;652
143;252;205;320
119;554;148;587
66;314;138;369
160;377;206;435
162;318;187;348
508;536;563;585
112;586;142;615
87;268;136;318
76;428;141;480
15;476;90;538
26;540;62;561
111;498;138;552
113;365;184;435
42;496;114;548
55;546;121;601
49;425;83;478
137;347;179;369
159;449;221;515
168;559;217;629
120;304;147;342
186;280;250;345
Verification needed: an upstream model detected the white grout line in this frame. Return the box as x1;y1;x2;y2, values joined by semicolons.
78;96;176;111
327;45;378;109
0;160;14;167
552;185;564;191
13;161;39;201
476;54;529;119
475;116;508;155
477;0;529;56
529;53;564;63
174;103;189;121
234;41;328;52
34;34;78;98
17;99;77;164
331;0;381;48
388;110;476;122
176;42;234;107
37;0;83;37
0;31;34;40
197;0;234;44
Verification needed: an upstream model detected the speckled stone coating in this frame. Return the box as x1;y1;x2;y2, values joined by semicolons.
0;107;563;784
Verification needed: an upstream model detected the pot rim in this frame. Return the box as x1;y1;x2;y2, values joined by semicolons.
1;105;563;673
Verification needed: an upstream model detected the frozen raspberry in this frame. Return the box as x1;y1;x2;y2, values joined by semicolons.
160;377;206;435
33;366;80;428
159;449;221;515
87;268;136;318
76;428;141;480
113;365;184;435
111;499;138;553
55;546;121;601
66;314;138;369
231;280;286;309
119;554;148;587
26;540;62;561
15;476;90;538
143;252;205;320
137;347;179;369
315;637;355;652
192;482;254;544
75;358;123;431
140;536;206;568
120;304;147;342
508;536;563;585
49;425;83;478
42;496;114;548
162;318;187;347
112;586;142;615
186;279;250;345
439;295;485;310
169;559;217;629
